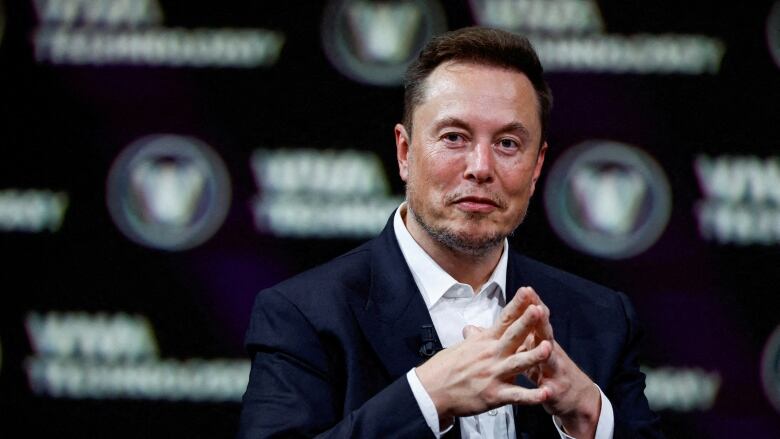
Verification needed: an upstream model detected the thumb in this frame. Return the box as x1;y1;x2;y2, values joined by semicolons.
462;325;484;339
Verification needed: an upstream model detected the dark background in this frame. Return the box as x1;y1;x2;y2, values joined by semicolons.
1;0;779;437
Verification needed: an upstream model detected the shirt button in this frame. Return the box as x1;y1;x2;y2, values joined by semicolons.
488;409;498;416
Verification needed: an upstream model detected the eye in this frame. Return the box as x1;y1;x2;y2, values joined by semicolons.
497;138;520;150
441;132;467;146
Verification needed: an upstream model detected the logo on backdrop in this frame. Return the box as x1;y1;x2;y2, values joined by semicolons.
642;365;720;412
767;1;780;70
0;189;69;233
24;311;248;402
251;148;402;238
762;325;780;414
106;134;231;251
321;0;447;85
544;140;672;259
694;155;780;245
31;0;284;67
469;0;725;74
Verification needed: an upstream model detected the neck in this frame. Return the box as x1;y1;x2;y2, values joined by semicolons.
402;206;503;292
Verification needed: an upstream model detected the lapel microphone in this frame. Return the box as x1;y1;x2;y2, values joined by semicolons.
418;324;443;358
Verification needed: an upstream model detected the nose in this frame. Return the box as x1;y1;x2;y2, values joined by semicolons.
464;141;494;183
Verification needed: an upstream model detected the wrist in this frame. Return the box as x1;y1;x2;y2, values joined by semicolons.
415;361;454;421
559;384;601;438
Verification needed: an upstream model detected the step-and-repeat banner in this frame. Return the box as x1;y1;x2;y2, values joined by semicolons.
1;0;779;437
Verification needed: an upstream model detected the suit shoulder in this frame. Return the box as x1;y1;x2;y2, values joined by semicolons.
263;240;373;304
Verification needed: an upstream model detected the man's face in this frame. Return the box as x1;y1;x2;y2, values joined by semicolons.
395;61;547;255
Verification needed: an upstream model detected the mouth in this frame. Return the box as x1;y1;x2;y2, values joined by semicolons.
452;196;501;213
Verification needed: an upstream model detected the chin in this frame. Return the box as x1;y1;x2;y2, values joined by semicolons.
447;231;507;257
451;220;507;236
449;222;510;242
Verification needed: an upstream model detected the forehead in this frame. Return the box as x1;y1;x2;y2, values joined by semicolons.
416;61;541;134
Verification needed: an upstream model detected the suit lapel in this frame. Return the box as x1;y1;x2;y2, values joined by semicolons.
347;217;438;379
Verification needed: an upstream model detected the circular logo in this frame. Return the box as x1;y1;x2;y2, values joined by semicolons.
106;135;232;251
762;325;780;414
321;0;447;86
543;140;672;259
767;1;780;70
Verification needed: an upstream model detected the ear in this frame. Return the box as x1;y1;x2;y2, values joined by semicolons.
395;123;411;182
529;141;547;195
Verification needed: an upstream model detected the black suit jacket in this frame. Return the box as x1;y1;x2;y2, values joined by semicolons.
238;216;663;438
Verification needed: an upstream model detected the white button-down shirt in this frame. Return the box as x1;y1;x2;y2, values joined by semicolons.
394;205;614;439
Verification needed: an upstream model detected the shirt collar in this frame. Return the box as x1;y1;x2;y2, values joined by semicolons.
393;203;508;309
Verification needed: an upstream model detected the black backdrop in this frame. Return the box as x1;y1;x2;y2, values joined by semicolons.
1;0;780;437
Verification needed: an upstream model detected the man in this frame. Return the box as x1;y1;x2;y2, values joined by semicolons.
238;27;662;438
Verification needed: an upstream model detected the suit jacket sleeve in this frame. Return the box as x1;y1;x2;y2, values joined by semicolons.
237;288;432;438
608;291;663;438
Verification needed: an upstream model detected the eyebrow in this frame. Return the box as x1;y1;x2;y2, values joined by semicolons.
432;116;531;142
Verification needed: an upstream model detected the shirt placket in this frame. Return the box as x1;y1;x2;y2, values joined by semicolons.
464;284;510;439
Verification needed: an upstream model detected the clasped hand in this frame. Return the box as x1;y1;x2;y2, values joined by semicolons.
415;287;601;437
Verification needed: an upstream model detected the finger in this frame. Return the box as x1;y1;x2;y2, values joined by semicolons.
524;363;542;383
534;303;554;341
491;287;534;336
462;324;485;339
536;321;554;343
494;383;550;406
524;286;542;303
498;303;543;355
524;287;555;341
499;340;552;376
518;332;536;352
537;340;564;374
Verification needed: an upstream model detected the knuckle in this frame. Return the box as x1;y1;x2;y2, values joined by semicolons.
511;355;524;371
483;344;499;359
500;313;513;325
523;305;537;322
481;388;498;405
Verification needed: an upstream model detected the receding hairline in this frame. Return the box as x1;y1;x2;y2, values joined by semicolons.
401;27;552;146
408;60;544;141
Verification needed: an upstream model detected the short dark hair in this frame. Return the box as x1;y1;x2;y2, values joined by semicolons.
402;26;552;146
